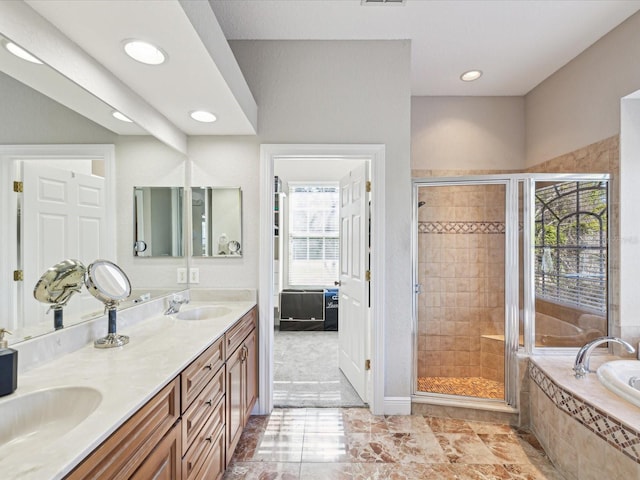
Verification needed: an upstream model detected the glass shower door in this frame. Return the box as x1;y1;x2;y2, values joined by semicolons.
414;180;508;400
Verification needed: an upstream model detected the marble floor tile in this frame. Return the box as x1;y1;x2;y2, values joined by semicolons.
477;433;533;464
446;463;513;479
351;463;455;480
435;432;502;464
301;433;350;462
222;461;300;480
226;408;567;480
425;416;476;434
299;462;353;479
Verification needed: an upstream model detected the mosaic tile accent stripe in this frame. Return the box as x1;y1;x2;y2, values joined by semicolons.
529;362;640;464
418;221;505;234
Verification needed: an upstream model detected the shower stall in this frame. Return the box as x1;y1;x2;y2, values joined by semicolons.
413;174;610;407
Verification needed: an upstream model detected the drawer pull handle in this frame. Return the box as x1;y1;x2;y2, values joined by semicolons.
205;399;213;407
204;363;213;370
205;436;213;443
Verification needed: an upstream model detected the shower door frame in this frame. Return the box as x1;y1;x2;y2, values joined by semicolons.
412;173;611;410
412;175;520;409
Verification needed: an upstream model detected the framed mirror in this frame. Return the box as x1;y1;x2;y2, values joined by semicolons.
192;187;242;257
133;186;184;257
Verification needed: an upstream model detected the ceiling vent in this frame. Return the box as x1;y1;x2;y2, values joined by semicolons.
361;0;406;5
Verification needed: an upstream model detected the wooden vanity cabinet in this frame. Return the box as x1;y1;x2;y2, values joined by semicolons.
64;306;258;480
225;309;257;464
65;379;181;480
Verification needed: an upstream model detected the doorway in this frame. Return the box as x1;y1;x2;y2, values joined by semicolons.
258;144;386;415
272;159;367;408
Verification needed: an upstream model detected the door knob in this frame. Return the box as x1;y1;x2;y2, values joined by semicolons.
334;281;341;286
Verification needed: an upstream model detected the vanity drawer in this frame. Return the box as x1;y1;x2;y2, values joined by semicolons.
225;307;256;358
181;336;225;413
182;365;225;454
66;378;180;480
182;396;225;480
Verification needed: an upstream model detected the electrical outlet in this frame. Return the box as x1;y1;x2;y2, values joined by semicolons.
189;268;200;284
177;268;187;284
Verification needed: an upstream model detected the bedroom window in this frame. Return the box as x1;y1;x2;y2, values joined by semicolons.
288;184;339;287
534;181;608;313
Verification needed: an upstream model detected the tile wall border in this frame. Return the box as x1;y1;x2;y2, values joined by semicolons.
418;221;505;234
529;361;640;464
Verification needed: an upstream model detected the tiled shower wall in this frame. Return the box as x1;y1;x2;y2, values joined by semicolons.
416;184;505;380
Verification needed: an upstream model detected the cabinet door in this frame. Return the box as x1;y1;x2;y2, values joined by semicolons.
226;347;243;465
131;422;181;480
243;330;257;422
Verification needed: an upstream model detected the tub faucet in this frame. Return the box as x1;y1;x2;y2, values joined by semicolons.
573;336;635;378
165;297;189;315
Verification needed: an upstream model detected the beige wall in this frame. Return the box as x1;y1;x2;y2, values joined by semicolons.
525;11;640;168
412;96;525;171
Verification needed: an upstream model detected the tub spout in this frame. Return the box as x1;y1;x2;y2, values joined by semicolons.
573;336;635;378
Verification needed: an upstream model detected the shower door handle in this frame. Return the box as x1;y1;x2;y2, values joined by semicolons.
414;284;423;294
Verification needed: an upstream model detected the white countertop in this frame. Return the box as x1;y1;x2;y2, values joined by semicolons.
0;300;255;480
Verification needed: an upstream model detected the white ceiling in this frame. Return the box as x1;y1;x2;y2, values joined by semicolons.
210;0;640;96
2;0;639;145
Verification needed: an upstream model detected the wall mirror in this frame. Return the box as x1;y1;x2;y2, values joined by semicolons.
192;187;243;257
0;44;187;346
133;187;185;257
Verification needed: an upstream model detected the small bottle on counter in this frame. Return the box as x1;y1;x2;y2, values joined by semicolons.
0;328;17;397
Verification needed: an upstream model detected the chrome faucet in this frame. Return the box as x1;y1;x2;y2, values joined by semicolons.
573;336;635;378
164;297;189;315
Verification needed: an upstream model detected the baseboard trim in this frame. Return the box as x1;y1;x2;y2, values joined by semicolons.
383;396;412;415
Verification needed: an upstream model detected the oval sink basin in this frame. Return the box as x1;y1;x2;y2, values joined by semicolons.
597;360;640;408
176;305;232;320
0;386;102;451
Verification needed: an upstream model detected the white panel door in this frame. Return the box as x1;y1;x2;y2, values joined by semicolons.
22;163;106;327
338;163;369;402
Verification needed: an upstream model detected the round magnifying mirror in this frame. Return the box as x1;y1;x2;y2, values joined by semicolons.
33;259;86;330
85;260;131;306
85;260;131;349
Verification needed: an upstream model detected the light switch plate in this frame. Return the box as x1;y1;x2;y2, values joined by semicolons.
189;268;200;284
177;268;187;284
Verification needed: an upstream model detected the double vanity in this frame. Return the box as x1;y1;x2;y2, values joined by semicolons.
0;292;258;480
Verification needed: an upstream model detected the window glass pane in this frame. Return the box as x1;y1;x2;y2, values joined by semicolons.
534;180;608;347
288;184;340;287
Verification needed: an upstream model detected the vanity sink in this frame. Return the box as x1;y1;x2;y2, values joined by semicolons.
597;360;640;408
176;305;232;320
0;386;102;452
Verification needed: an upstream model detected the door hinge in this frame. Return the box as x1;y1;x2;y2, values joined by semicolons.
365;359;371;371
366;181;371;193
13;181;23;193
13;270;23;281
365;270;371;282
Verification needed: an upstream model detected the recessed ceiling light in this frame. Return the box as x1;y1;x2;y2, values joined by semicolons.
4;41;42;64
460;70;483;82
190;110;217;123
112;111;133;123
123;40;166;65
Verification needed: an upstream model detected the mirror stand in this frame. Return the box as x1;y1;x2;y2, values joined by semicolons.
94;308;129;348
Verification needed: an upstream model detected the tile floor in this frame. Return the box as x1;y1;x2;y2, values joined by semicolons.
274;330;366;408
223;408;565;479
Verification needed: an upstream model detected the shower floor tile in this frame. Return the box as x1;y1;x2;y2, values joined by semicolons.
418;376;505;399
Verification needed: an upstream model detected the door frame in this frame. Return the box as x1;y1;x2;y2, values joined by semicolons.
258;144;386;415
